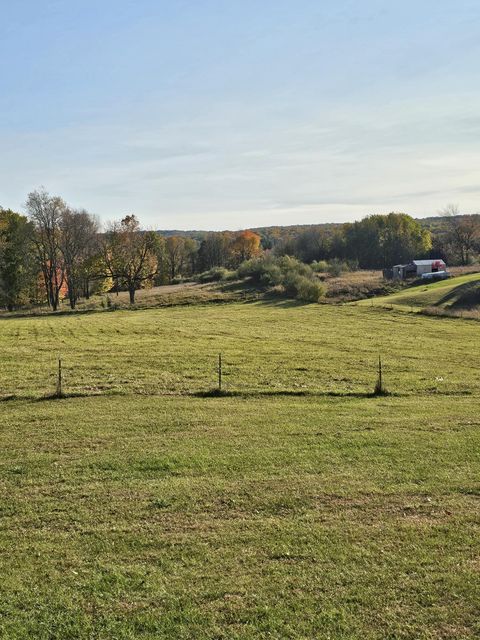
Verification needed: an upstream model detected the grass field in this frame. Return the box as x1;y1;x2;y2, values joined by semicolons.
0;301;479;639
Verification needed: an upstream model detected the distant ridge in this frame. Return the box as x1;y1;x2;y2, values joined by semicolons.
156;214;480;238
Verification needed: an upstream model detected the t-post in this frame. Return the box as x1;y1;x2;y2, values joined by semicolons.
56;358;62;397
218;353;222;393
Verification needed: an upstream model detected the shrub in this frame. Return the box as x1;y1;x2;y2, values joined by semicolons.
295;277;326;302
237;258;265;281
236;258;257;280
237;257;282;285
327;259;345;277
197;267;231;283
311;260;329;273
277;255;312;278
236;255;325;302
259;263;283;286
283;272;303;297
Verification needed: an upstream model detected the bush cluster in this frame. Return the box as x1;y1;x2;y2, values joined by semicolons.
310;260;329;273
237;256;325;302
311;258;356;277
197;267;235;283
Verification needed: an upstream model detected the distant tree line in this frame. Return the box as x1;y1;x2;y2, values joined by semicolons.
195;211;480;270
257;212;480;269
0;190;264;310
0;189;479;311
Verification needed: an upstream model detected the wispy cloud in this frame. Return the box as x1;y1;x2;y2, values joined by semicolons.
1;1;480;227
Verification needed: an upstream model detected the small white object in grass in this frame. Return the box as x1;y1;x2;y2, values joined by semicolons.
435;376;444;382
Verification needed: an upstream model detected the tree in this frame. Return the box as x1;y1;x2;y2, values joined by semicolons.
293;227;330;263
80;253;112;297
102;215;158;304
183;237;198;277
197;232;233;270
441;205;480;265
26;188;66;311
165;236;187;281
0;209;36;310
153;235;169;285
344;213;431;269
274;231;299;259
378;213;432;267
59;208;99;309
231;230;262;265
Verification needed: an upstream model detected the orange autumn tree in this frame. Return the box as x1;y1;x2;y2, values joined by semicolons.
231;230;262;265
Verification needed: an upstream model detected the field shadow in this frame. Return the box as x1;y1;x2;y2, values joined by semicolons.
247;297;311;309
218;281;314;308
435;281;480;309
4;387;469;405
192;388;399;399
0;306;114;321
0;394;20;402
35;390;104;402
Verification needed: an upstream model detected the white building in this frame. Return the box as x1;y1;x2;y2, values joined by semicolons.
388;259;447;280
412;259;446;276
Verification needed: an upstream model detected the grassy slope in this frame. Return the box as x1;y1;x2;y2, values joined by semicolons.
357;272;480;311
0;283;246;317
0;302;479;639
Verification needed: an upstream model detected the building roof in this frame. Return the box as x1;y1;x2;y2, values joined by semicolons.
413;259;445;266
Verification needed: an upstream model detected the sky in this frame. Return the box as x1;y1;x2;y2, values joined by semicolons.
1;0;480;230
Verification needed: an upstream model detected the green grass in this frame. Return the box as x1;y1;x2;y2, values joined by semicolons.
0;302;479;638
357;272;480;312
1;301;479;398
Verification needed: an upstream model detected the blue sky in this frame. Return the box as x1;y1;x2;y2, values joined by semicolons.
1;0;480;229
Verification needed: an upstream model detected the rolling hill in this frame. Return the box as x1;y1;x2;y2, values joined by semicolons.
358;272;480;313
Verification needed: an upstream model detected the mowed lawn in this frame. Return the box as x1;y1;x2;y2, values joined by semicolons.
0;302;479;639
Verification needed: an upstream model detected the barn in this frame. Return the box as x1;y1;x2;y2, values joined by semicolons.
412;259;446;277
387;258;447;280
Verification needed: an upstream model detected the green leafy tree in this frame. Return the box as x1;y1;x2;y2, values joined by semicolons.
344;213;431;268
81;253;112;297
0;208;37;311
